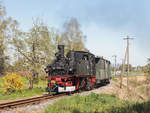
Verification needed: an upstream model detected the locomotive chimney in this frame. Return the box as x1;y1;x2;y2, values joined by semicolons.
58;45;64;58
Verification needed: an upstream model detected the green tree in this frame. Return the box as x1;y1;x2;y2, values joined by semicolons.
62;18;86;54
9;57;26;72
0;3;18;74
11;19;60;89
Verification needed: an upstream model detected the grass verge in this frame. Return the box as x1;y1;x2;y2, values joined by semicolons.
44;93;150;113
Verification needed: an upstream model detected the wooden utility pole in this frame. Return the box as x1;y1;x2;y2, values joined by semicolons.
120;48;127;88
112;55;117;76
123;36;134;91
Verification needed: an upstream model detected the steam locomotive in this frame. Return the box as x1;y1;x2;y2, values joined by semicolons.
45;45;111;93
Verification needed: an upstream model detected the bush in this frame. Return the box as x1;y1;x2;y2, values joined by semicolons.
2;73;23;93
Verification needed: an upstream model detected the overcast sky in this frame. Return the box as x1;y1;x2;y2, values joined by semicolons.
3;0;150;66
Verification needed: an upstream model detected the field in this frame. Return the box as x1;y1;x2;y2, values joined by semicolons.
110;75;150;101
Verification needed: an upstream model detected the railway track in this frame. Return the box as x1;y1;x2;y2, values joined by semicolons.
0;93;66;111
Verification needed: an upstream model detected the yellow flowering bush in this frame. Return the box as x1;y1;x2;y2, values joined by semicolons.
2;73;23;93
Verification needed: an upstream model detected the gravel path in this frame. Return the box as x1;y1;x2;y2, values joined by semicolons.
0;81;117;113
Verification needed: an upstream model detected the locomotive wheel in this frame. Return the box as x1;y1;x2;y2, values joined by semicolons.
86;79;91;91
78;89;82;93
79;78;86;90
67;92;72;95
91;85;94;90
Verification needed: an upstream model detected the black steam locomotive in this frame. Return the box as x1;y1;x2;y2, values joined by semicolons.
45;45;111;93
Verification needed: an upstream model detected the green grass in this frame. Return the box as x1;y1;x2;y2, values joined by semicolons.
111;76;118;82
44;93;150;113
124;71;143;75
0;88;45;100
0;76;47;101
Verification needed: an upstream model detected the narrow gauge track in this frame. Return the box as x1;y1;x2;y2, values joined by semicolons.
0;93;66;111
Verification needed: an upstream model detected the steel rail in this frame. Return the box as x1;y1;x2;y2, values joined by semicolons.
0;93;66;110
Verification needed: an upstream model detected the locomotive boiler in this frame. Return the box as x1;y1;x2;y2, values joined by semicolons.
45;45;111;93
